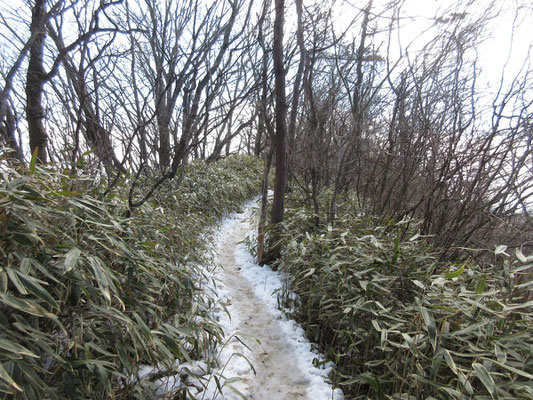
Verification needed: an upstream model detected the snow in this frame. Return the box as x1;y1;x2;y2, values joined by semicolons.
200;199;343;400
132;198;343;399
236;245;342;400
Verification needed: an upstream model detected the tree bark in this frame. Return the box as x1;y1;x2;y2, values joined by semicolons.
46;25;126;176
257;146;274;264
157;109;171;169
288;0;306;155
264;0;288;263
26;0;48;164
0;103;24;163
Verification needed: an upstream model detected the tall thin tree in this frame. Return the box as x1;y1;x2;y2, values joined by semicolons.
264;0;288;263
26;0;48;163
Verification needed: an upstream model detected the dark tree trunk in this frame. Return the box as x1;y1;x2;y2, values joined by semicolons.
46;25;126;176
26;0;48;164
254;121;263;156
0;104;24;163
157;109;171;169
82;94;126;175
257;146;274;264
264;0;288;263
288;0;305;155
329;0;372;223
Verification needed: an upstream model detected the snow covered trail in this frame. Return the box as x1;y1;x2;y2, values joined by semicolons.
201;200;344;400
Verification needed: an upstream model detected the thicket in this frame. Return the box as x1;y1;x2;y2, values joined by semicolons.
271;189;533;399
0;154;262;399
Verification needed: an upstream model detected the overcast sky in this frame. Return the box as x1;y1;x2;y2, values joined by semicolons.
327;0;532;99
401;0;531;93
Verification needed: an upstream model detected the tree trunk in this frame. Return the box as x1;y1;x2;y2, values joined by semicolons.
157;109;171;169
329;0;372;223
0;104;24;163
46;25;126;176
26;0;48;164
288;0;306;156
264;0;288;264
257;146;274;264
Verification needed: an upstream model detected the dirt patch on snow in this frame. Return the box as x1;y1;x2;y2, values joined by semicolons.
203;204;343;400
217;222;311;399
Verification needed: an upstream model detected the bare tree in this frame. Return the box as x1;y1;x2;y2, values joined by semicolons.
50;36;124;175
126;0;254;207
261;0;288;263
26;0;48;163
0;101;23;162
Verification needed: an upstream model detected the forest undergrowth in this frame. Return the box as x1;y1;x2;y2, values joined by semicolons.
265;188;533;400
0;154;262;399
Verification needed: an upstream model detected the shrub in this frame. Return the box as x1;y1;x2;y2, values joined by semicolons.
273;190;533;399
0;154;262;399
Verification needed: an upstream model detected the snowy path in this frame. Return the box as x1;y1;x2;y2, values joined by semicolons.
202;200;343;400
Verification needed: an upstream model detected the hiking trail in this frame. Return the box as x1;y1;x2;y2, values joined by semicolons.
201;200;343;400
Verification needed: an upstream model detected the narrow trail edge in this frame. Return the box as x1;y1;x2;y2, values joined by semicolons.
203;199;344;400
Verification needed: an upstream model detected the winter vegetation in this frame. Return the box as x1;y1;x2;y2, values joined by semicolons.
266;189;533;398
0;155;262;398
0;0;532;398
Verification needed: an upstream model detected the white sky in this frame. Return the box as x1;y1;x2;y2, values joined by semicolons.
400;0;532;94
2;0;531;94
2;0;531;129
326;0;532;97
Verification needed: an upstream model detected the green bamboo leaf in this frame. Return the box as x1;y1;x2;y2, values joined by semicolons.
178;343;193;364
0;338;39;359
430;350;444;380
0;270;7;293
18;361;49;391
485;358;533;380
442;349;457;375
11;267;58;310
71;359;115;369
457;370;474;395
225;383;249;400
515;248;528;263
473;362;499;399
502;300;533;311
371;319;382;332
421;306;437;351
157;332;180;355
95;364;110;393
475;274;486;294
494;245;508;256
0;293;55;318
412;279;425;289
64;247;82;273
0;379;13;394
302;268;315;278
89;257;110;303
493;344;506;364
445;266;464;279
353;372;382;394
5;268;28;295
20;258;31;274
86;342;117;358
115;344;131;371
409;232;421;241
214;375;223;395
28;148;38;175
0;363;22;392
438;386;468;399
511;263;533;274
132;313;151;338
